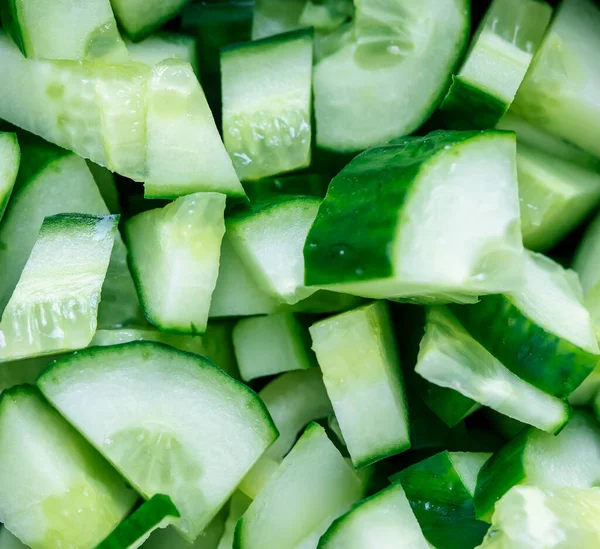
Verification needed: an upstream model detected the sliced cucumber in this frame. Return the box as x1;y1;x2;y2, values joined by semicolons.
221;29;313;181
38;342;278;542
110;0;189;41
474;410;600;522
234;422;363;549
0;386;137;549
391;450;491;549
0;0;128;61
318;482;429;549
144;59;244;199
437;0;552;129
304;130;523;302
0;214;117;362
313;0;470;151
125;32;198;72
0;132;19;223
511;0;600;157
452;251;599;398
415;307;571;434
310;301;410;467
125;192;226;334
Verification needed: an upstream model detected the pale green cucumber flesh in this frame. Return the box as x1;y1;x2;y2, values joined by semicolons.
125;32;198;71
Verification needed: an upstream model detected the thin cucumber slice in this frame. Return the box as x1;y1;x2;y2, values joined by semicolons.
228;196;320;305
451;251;599;398
97;495;180;549
0;386;137;549
234;423;363;549
0;214;117;362
0;0;128;61
37;342;278;542
0;528;28;549
391;451;491;549
313;0;470;152
242;174;329;202
416;307;571;434
125;32;198;72
125;192;226;334
0;132;19;223
304;130;523;302
233;313;316;381
109;0;189;41
310;301;410;467
221;29;313;181
515;143;600;251
474;410;600;522
318;483;429;549
144;59;244;199
437;0;552;129
87;160;121;214
511;0;600;157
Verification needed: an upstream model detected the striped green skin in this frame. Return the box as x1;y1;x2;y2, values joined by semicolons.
418;377;481;428
391;451;490;549
451;295;599;398
96;495;179;549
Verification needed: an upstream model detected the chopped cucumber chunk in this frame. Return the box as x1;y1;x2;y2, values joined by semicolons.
0;386;137;549
126;192;226;334
0;132;19;223
310;301;410;467
221;29;313;181
125;32;198;71
0;214;117;362
304;130;523;302
38;342;278;541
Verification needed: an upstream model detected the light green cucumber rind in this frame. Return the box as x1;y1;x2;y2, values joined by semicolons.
0;132;20;223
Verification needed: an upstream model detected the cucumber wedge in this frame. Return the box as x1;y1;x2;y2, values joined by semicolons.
0;386;137;549
313;0;470;151
0;0;128;61
310;301;410;467
125;32;198;71
110;0;190;41
511;0;600;157
415;307;571;434
37;342;278;542
304;130;523;302
221;29;313;181
0;132;19;223
451;251;599;398
318;483;429;549
234;423;363;549
437;0;552;129
474;410;600;522
125;192;226;334
0;214;117;362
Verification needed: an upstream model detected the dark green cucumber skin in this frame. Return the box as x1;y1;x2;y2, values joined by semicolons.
304;130;486;287
96;494;179;549
392;451;489;549
0;0;26;57
418;377;480;428
451;295;598;398
435;77;508;131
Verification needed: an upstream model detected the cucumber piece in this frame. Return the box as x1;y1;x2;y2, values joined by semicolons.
233;313;316;381
0;386;137;549
318;483;429;549
125;32;198;72
304;130;523;302
474;410;600;522
0;132;19;223
251;0;307;40
511;0;600;157
228;196;320;305
313;0;470;152
310;301;410;467
415;307;571;434
37;342;278;541
437;0;552;129
0;0;128;61
0;214;117;362
234;423;363;549
243;174;329;201
451;251;599;398
144;59;244;199
391;451;491;549
516;143;600;251
0;528;28;549
477;485;600;549
97;495;180;549
87;160;121;214
221;29;313;182
125;192;226;334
